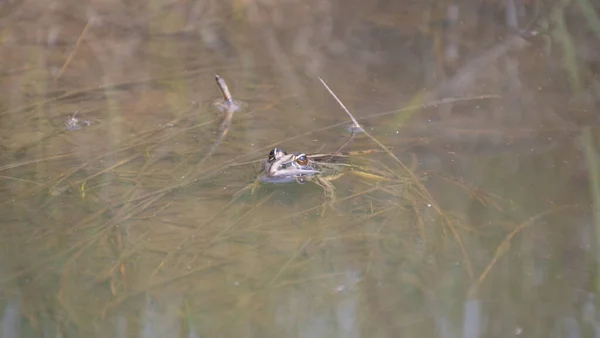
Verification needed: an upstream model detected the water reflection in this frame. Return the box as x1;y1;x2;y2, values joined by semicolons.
1;0;599;337
1;298;21;338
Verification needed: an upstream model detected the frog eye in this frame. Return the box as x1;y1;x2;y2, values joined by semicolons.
268;148;284;162
295;154;308;166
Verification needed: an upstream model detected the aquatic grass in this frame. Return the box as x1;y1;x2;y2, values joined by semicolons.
146;187;271;279
26;91;500;303
0;124;215;284
198;192;276;249
0;203;111;285
432;173;506;212
0;98;376;308
582;127;600;292
319;77;475;279
467;204;573;298
245;185;385;231
54;20;92;81
101;259;234;319
103;94;499;212
2;1;599;336
25;112;218;198
551;4;582;97
70;154;142;188
266;238;313;288
44;89;237;209
576;0;600;41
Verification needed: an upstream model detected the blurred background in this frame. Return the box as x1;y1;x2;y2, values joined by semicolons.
1;0;600;337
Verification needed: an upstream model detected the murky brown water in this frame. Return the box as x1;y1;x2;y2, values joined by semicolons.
1;0;600;337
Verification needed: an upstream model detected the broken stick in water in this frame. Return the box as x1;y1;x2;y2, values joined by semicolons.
196;75;244;169
215;74;233;104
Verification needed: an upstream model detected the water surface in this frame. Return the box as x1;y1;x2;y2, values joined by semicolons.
1;1;599;337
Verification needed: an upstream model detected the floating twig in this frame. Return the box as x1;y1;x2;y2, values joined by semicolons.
213;74;240;138
196;75;244;169
215;74;233;104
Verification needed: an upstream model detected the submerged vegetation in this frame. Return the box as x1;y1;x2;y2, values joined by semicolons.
0;0;599;336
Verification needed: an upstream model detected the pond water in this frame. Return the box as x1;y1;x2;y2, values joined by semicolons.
1;0;600;337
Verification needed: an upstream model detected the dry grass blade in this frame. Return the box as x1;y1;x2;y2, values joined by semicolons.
55;20;92;81
0;175;44;186
49;163;89;195
468;204;573;298
72;154;141;187
0;152;78;172
318;77;362;131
